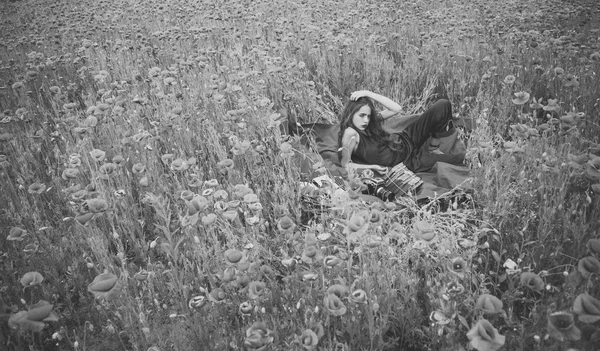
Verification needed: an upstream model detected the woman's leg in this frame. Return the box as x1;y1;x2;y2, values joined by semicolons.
403;99;455;149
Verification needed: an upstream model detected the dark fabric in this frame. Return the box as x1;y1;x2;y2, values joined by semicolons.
351;130;410;167
404;99;455;149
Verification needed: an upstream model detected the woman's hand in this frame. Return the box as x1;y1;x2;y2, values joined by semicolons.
350;90;373;101
371;165;389;174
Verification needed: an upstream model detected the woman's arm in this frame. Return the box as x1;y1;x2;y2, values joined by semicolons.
350;90;402;119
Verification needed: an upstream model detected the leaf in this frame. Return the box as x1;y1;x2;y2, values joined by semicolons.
457;314;469;329
491;250;501;263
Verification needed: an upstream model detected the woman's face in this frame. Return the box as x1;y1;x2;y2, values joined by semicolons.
351;105;371;131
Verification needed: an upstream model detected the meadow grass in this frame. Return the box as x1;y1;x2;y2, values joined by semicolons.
1;0;600;350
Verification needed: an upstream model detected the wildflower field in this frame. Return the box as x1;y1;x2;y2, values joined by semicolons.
1;0;600;349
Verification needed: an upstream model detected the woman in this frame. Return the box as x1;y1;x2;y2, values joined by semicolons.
338;90;455;174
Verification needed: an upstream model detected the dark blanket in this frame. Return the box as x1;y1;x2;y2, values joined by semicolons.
297;114;472;200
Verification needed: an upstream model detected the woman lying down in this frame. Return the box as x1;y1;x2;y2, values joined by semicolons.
338;90;456;176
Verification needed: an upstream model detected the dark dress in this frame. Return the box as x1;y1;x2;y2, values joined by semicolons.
351;99;455;172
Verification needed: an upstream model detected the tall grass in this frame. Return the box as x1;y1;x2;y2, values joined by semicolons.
1;0;600;350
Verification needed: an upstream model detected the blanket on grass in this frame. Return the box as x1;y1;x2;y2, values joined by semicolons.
297;114;472;200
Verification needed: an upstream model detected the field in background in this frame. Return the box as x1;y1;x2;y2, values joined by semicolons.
1;0;600;350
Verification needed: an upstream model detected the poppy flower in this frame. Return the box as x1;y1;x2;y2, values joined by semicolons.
503;75;516;84
28;182;46;194
248;281;266;300
578;256;600;278
189;295;207;310
448;257;468;278
139;176;149;187
208;288;227;303
89;149;106;162
20;271;44;287
547;312;581;341
279;142;294;157
446;281;465;296
132;163;146;174
170;158;189;171
588;239;600;255
297;329;319;350
554;67;565;77
244;322;275;351
88;273;121;300
217;158;234;170
430;310;450;325
564;74;579;88
512;91;530;105
8;226;28;241
239;301;253;316
84;198;109;213
327;284;349;298
369;209;383;225
543;99;560;112
323;255;342;268
323;294;347;316
474;294;503;315
222;209;238;221
349;289;367;304
133;270;150;281
61;168;80;180
413;220;436;241
224;249;243;264
568;153;589;165
8;300;58;332
573;293;600;323
277;215;295;233
243;193;259;204
112;155;125;165
466;319;505;351
98;163;118;178
519;272;544;292
75;212;94;225
201;213;217;225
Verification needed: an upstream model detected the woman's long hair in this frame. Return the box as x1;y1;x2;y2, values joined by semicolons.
337;97;398;150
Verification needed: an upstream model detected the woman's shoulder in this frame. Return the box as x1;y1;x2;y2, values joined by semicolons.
341;127;360;147
342;126;359;137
